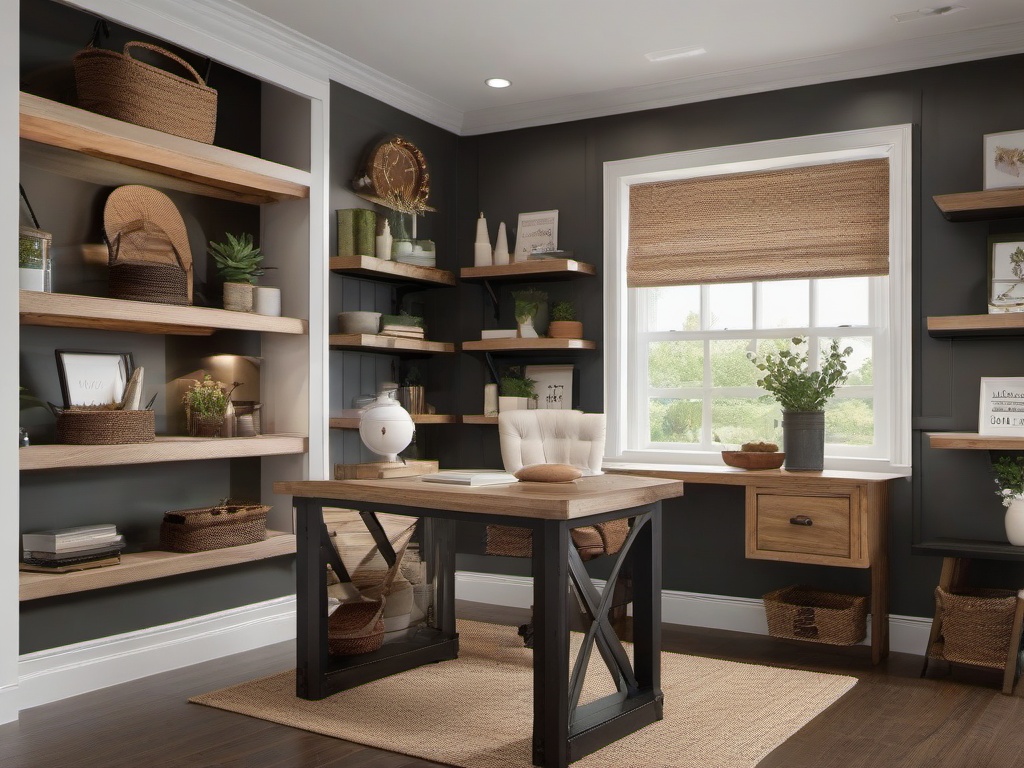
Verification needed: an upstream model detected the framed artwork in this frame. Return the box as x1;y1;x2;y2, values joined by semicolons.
984;129;1024;190
513;210;558;263
987;234;1024;313
525;364;573;410
55;350;134;408
979;377;1024;436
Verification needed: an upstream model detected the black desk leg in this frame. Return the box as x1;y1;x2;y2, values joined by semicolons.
423;517;457;636
295;497;328;700
632;503;663;711
532;520;570;768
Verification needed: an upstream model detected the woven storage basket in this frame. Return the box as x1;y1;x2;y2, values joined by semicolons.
936;586;1018;669
763;585;868;646
55;407;155;445
485;520;629;562
109;261;189;306
74;42;217;143
159;503;269;553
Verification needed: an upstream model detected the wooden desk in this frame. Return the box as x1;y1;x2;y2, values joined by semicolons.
275;474;685;768
607;463;901;663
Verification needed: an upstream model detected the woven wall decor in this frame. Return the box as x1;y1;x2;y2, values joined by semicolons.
627;157;889;287
351;136;434;214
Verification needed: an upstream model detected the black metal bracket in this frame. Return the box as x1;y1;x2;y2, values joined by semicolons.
481;279;500;321
484;352;500;386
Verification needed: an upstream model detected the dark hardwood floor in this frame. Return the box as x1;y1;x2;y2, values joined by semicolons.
2;601;1023;768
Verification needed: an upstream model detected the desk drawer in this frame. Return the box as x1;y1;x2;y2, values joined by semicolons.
747;490;865;566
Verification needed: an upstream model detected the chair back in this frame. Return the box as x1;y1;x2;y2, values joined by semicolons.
497;410;606;475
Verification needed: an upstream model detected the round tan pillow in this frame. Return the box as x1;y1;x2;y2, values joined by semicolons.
514;464;583;483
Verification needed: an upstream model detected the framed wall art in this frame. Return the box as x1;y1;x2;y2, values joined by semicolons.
987;233;1024;313
979;377;1024;436
513;210;558;263
55;350;134;408
525;364;573;410
984;129;1024;190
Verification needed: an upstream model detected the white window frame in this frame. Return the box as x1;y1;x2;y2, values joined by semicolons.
603;125;913;474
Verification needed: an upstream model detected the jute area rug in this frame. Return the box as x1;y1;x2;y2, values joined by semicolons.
191;620;856;768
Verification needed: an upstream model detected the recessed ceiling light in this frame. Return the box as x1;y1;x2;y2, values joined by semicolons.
645;46;707;63
892;5;966;23
485;78;511;88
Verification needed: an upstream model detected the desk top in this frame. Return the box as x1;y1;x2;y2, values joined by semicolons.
605;462;905;487
274;473;684;520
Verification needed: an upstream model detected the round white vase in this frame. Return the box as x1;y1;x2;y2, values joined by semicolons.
1006;497;1024;546
359;391;414;462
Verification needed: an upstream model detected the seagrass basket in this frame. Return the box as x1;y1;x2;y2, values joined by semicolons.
763;585;868;646
74;41;218;143
55;407;155;445
108;261;189;306
159;503;269;553
936;586;1018;669
328;600;386;656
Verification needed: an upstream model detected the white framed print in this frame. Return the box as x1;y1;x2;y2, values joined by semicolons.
513;210;558;263
979;377;1024;436
988;233;1024;313
55;349;134;408
984;129;1024;190
525;364;573;410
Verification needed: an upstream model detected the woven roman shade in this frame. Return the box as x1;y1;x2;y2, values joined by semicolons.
627;158;890;287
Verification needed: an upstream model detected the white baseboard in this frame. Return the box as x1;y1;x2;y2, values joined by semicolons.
17;596;297;712
455;570;932;656
0;682;18;726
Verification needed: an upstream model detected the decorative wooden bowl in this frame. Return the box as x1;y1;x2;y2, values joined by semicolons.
721;451;786;470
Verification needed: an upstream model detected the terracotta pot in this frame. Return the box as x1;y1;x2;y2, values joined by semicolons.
223;282;255;312
548;320;583;339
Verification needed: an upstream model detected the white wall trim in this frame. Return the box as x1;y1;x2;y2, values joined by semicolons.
0;683;18;727
455;570;932;657
17;596;296;712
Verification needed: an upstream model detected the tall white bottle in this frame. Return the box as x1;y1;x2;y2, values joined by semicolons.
493;222;510;265
474;212;492;267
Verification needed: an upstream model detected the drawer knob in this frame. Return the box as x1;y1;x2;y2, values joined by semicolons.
789;515;813;526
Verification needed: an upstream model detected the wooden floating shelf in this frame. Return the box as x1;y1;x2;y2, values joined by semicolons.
912;538;1024;561
19;291;307;336
927;432;1024;450
329;255;456;286
20;92;310;205
330;415;458;429
19;531;296;601
20;435;308;471
329;334;456;354
461;415;498;425
927;313;1024;337
932;188;1024;222
460;259;596;282
462;338;596;352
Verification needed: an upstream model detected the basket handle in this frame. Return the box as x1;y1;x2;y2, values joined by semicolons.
123;41;206;85
106;220;188;274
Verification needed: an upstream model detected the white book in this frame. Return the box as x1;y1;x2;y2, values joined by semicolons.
22;525;120;552
481;329;518;340
420;470;519;487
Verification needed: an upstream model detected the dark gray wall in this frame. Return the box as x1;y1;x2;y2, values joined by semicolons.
452;55;1024;619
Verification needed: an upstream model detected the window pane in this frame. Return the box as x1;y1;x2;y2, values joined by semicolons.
831;336;873;386
760;280;809;328
649;398;702;443
711;339;759;387
648;341;703;387
708;283;752;330
826;398;874;445
711;398;781;447
644;286;700;332
816;277;869;327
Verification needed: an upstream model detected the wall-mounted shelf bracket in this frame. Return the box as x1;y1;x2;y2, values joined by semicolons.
482;279;500;321
485;352;500;385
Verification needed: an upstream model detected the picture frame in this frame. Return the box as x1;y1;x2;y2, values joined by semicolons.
55;350;134;409
525;364;574;410
979;377;1024;436
513;210;558;263
987;233;1024;313
983;129;1024;190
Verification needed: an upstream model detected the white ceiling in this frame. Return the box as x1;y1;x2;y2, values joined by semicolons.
229;0;1024;134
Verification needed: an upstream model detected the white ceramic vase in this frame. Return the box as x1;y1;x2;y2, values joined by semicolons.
254;286;281;316
19;267;44;292
1006;497;1024;546
498;396;535;412
517;317;539;338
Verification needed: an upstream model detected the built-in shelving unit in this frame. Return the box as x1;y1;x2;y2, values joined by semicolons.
20;435;308;471
329;255;456;286
19;531;296;601
329;333;456;355
928;432;1024;450
912;538;1024;561
932;188;1024;222
329;415;457;429
19;92;310;205
462;338;596;352
927;314;1024;337
19;291;308;336
460;259;596;282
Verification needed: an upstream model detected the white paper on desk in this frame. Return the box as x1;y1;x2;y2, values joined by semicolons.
420;470;519;486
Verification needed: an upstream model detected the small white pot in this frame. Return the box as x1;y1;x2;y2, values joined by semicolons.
1006;497;1024;546
498;396;535;412
517;317;539;338
19;267;44;292
223;282;255;312
254;286;282;316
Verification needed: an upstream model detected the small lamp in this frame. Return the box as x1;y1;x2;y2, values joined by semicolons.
359;389;415;463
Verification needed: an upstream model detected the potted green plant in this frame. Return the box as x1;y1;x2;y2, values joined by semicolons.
208;233;266;312
548;300;582;339
182;374;239;437
511;289;547;339
993;456;1024;545
498;374;537;412
746;337;853;471
397;366;426;415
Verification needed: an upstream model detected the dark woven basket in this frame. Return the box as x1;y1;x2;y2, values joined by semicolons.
763;585;868;646
485;520;629;562
109;261;189;305
159;503;269;553
55;408;155;445
327;600;385;656
73;42;217;143
936;586;1018;669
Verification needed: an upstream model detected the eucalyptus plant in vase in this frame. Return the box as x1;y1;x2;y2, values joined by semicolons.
746;337;853;471
992;456;1024;546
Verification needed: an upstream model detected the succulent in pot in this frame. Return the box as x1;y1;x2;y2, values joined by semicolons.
548;300;582;339
208;233;266;312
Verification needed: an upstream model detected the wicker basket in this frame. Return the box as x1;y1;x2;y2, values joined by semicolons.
763;585;868;646
109;261;189;306
328;600;386;656
55;407;155;445
936;586;1018;669
485;520;629;562
73;41;217;143
159;503;269;553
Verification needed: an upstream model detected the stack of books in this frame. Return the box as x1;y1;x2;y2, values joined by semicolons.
21;524;125;574
380;323;426;340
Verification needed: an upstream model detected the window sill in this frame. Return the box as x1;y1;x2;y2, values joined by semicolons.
605;451;911;479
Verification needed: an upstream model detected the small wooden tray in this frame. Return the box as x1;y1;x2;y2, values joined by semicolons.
334;460;438;480
721;451;785;470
